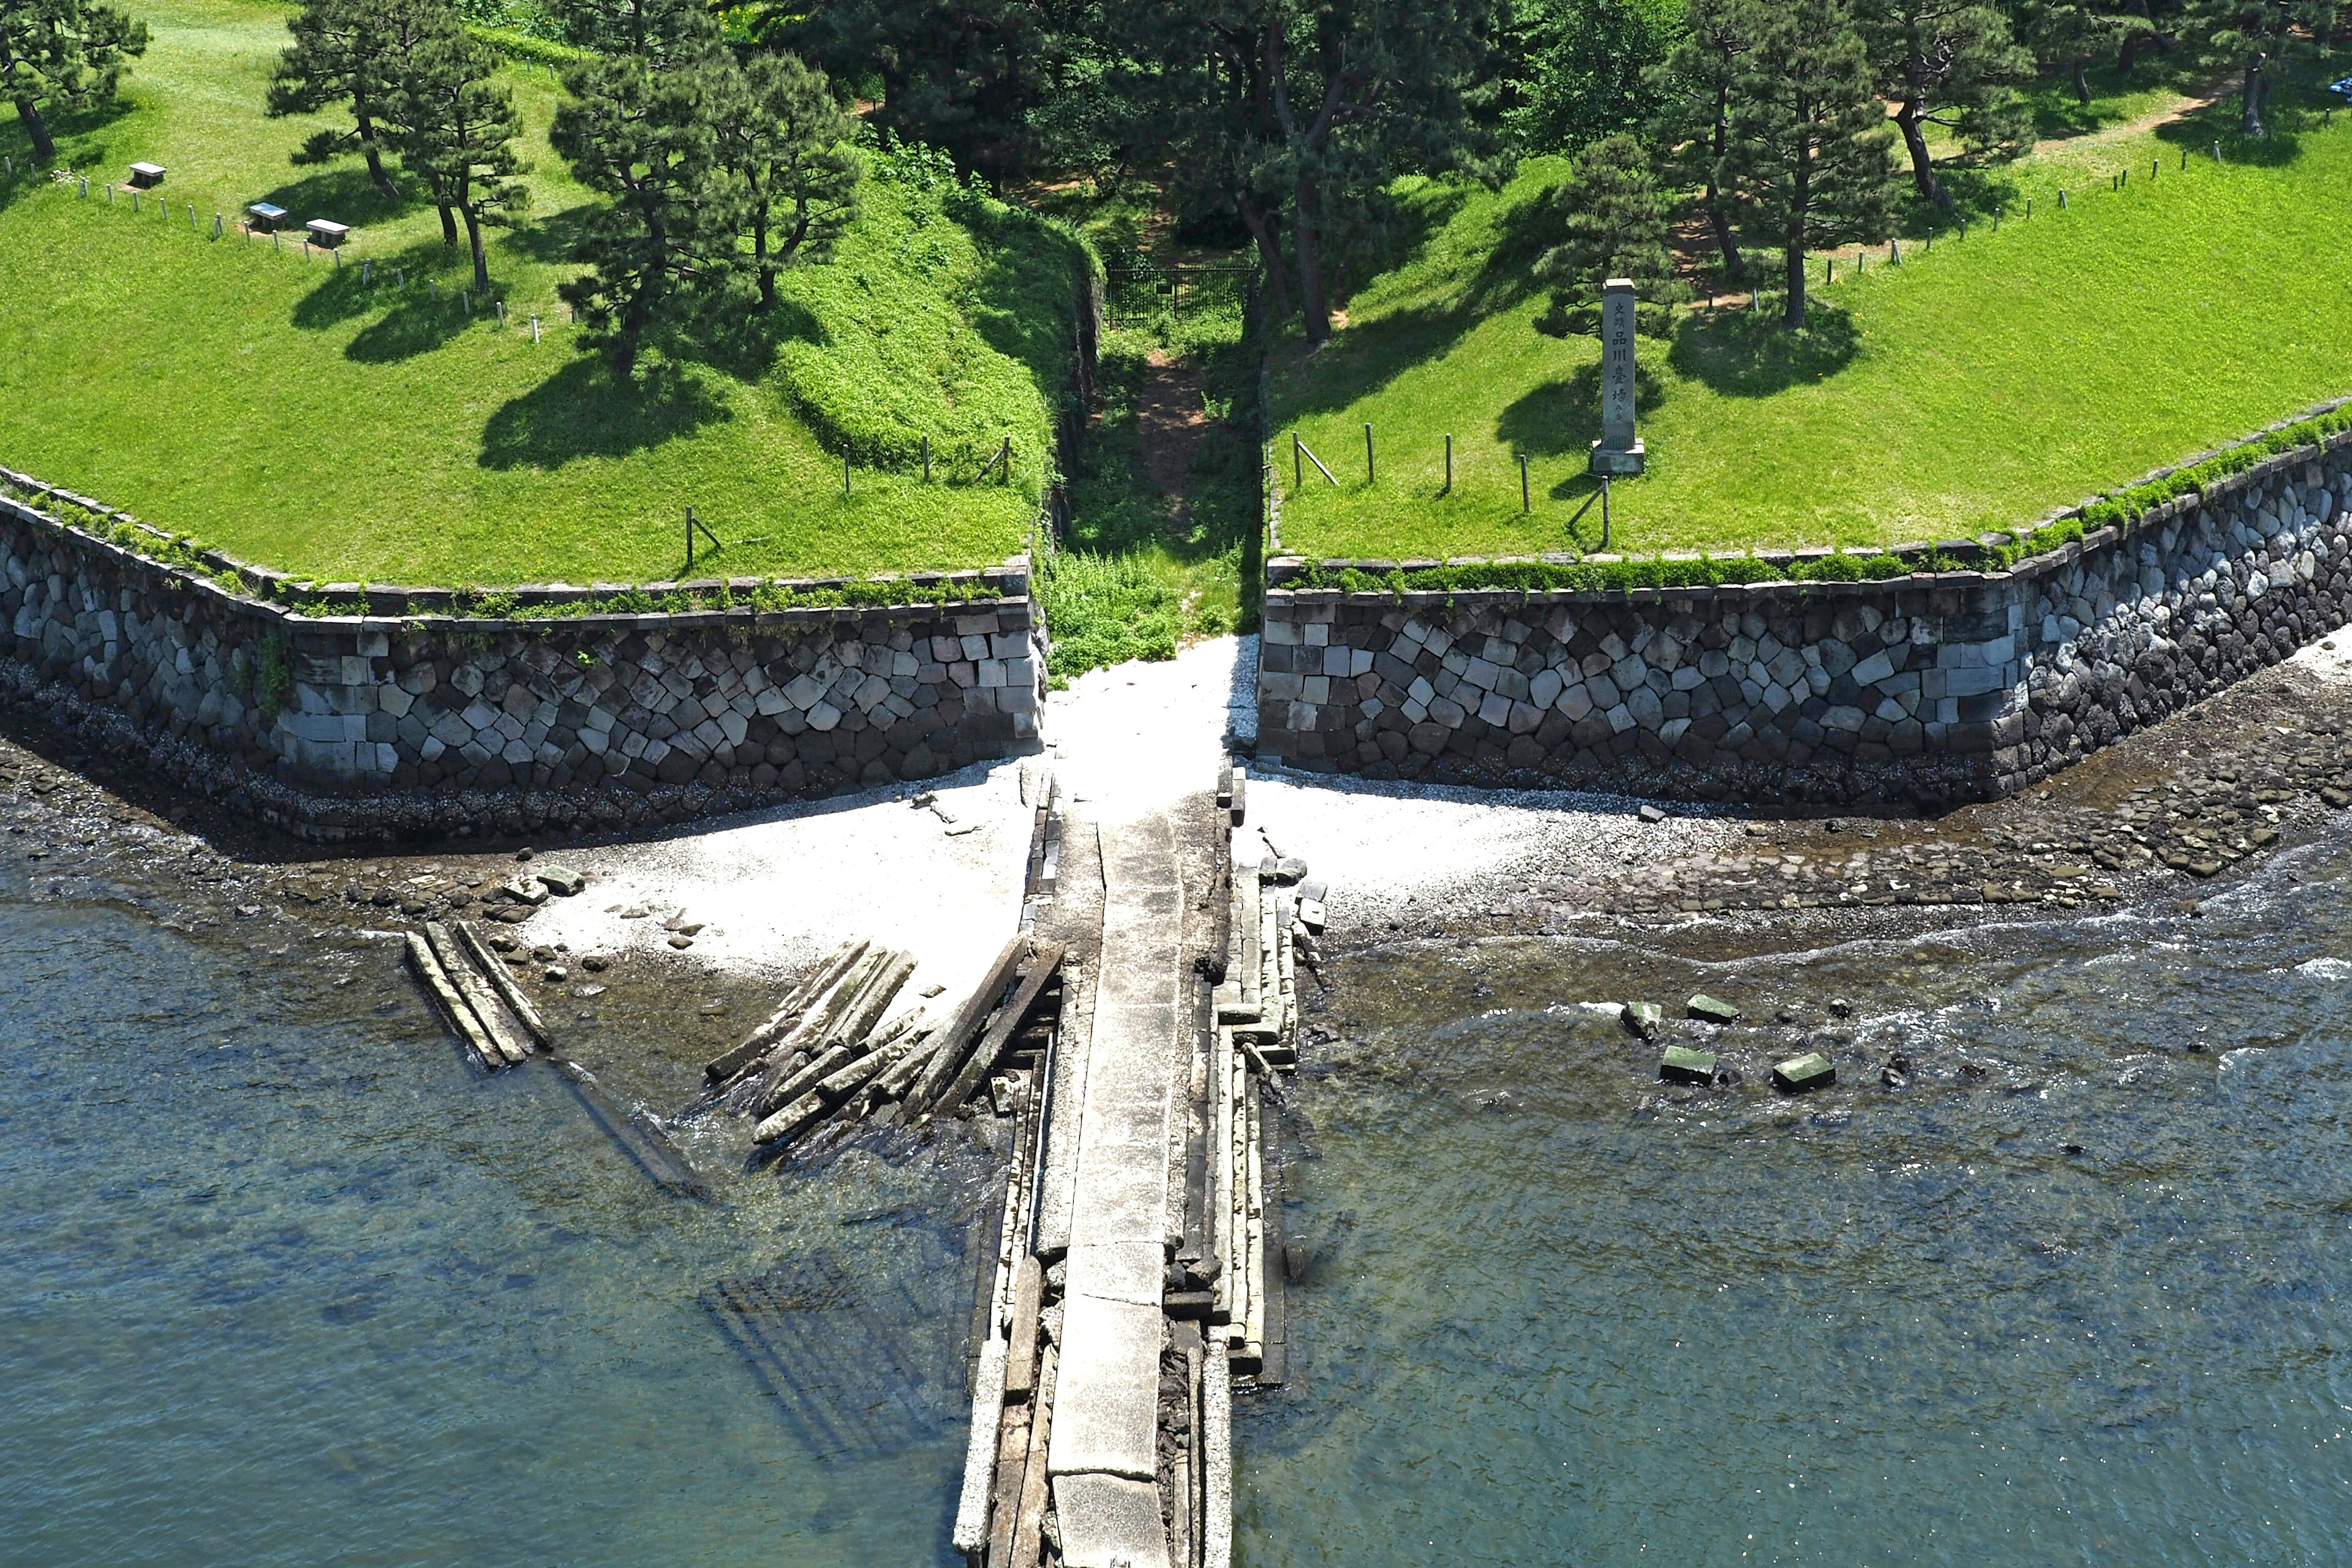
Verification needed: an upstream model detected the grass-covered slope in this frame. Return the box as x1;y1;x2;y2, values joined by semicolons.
1272;83;2352;562
0;0;1085;586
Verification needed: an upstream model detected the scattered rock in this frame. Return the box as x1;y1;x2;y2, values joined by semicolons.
668;934;693;949
1825;997;1853;1018
1659;1044;1716;1085
489;933;519;952
535;864;586;897
1622;1001;1664;1041
572;984;607;998
1686;993;1740;1024
1771;1052;1836;1093
1637;803;1667;824
541;965;568;982
582;955;609;972
501;876;549;907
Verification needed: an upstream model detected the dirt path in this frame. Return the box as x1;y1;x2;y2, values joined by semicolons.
2035;75;2236;156
1133;350;1209;526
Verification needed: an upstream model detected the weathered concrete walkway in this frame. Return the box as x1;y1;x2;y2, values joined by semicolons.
1049;809;1185;1566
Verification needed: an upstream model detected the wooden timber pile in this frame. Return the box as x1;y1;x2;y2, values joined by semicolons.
696;934;1068;1159
1204;785;1308;1384
404;914;707;1196
404;918;552;1070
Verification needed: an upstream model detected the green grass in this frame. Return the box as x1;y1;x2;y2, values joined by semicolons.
1041;300;1261;680
1272;72;2352;562
0;0;1084;586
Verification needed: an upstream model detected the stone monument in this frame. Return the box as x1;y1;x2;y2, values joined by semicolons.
1589;277;1645;477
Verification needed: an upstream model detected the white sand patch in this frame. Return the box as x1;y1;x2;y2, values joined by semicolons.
1243;767;1743;930
1043;635;1249;823
2287;622;2352;684
522;761;1034;1003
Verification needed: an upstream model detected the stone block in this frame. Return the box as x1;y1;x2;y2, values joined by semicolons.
1623;1001;1663;1041
1052;1474;1171;1568
1772;1052;1836;1093
1687;993;1739;1023
1660;1045;1716;1084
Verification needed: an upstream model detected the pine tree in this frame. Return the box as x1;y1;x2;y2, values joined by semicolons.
389;22;527;293
1109;0;1496;347
1533;133;1685;314
1717;0;1896;325
551;52;747;376
2016;0;2138;105
1649;0;1748;285
2180;0;2329;135
1853;0;2030;207
267;0;427;202
712;51;861;312
554;0;720;66
1;0;149;164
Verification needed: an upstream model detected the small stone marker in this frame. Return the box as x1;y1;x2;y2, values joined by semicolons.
1588;277;1645;477
1771;1051;1836;1093
1659;1044;1716;1085
1622;1000;1664;1041
1686;993;1739;1024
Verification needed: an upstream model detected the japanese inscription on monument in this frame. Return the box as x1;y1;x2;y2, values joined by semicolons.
1590;277;1645;477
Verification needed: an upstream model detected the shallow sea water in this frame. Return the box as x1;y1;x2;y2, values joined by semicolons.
1241;839;2352;1567
0;894;991;1567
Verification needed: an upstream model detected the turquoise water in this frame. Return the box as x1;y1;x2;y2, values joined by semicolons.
0;895;987;1567
1243;843;2352;1566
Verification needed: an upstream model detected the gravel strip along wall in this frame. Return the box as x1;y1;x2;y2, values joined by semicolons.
0;488;1044;842
1257;439;2352;809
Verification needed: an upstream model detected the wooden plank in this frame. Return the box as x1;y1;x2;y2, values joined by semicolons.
911;934;1030;1112
453;918;552;1049
1258;1114;1287;1388
1007;1344;1059;1568
425;921;529;1065
1003;1254;1043;1399
404;932;500;1070
986;1400;1033;1567
705;937;864;1081
739;946;891;1112
926;944;1065;1118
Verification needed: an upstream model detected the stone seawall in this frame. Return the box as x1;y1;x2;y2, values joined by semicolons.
1257;437;2352;809
0;492;1045;841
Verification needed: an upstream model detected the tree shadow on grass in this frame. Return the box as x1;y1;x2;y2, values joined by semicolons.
1496;360;1668;461
479;356;731;470
252;165;425;232
1667;304;1860;398
1274;176;1561;426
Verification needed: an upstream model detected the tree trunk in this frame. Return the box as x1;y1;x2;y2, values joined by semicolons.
1784;140;1811;329
1706;83;1742;283
754;203;774;311
2072;62;2091;105
439;203;458;244
1235;192;1291;320
2242;59;2264;135
352;107;399;199
1895;99;1949;208
1294;175;1330;346
13;97;55;163
462;204;490;295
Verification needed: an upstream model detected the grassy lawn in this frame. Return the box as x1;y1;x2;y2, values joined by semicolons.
0;0;1080;586
1272;74;2352;562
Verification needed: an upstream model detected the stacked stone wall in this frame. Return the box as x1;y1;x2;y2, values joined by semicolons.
0;495;1044;840
1259;439;2352;809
